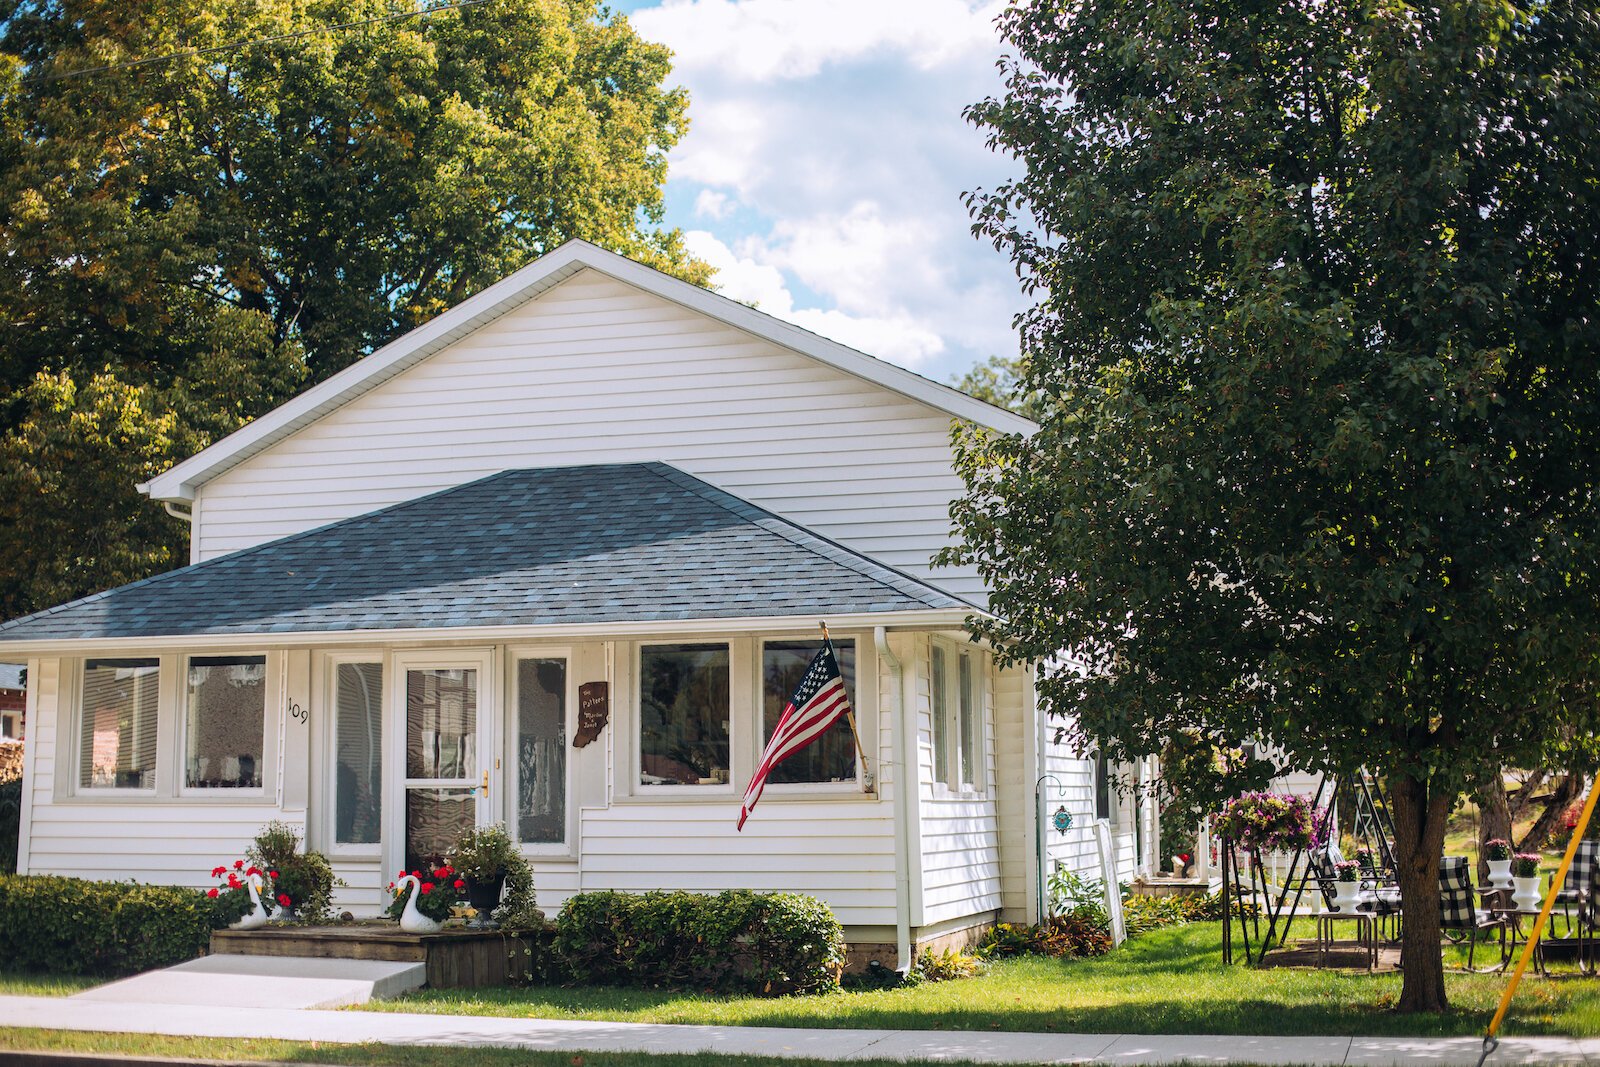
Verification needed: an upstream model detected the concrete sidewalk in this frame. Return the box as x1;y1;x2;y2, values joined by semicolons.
0;994;1589;1066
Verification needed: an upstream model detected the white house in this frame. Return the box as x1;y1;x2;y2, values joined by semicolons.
0;241;1155;966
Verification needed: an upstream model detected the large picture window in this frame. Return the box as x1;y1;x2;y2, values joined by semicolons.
334;662;383;845
184;655;266;789
516;657;567;843
932;642;984;793
639;643;729;786
80;658;159;790
761;639;857;784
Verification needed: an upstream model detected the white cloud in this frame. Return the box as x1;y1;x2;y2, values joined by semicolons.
684;229;945;367
633;0;1006;82
693;189;734;219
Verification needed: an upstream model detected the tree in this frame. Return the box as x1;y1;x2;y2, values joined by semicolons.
948;0;1600;1010
0;0;707;618
952;354;1046;422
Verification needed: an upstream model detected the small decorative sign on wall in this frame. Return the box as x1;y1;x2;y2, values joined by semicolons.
573;682;609;748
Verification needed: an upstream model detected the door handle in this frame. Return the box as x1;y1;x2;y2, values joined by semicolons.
480;771;489;797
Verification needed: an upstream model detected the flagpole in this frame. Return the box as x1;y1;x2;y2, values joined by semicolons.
822;621;872;782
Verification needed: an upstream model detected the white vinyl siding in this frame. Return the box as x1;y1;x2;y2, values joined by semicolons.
189;270;984;602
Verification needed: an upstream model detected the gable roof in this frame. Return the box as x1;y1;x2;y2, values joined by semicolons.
1;463;976;647
141;240;1035;502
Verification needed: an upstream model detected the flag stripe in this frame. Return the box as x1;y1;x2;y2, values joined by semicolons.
739;642;854;829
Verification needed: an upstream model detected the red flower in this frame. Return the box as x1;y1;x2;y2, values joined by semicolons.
227;874;241;889
211;866;226;878
398;870;407;879
269;871;278;879
421;883;434;894
277;894;291;907
207;888;219;898
233;860;244;869
246;866;261;877
411;870;421;878
453;879;465;889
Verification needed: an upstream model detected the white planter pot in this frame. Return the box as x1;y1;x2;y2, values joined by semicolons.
1512;875;1542;912
230;903;268;930
1331;881;1362;913
1485;858;1514;891
400;908;443;934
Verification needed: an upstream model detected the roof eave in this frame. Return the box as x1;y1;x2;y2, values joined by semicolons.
0;607;985;656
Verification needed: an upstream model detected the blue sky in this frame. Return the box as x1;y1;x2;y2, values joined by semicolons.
609;0;1023;384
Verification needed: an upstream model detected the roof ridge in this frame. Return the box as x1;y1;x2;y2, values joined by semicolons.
643;464;979;613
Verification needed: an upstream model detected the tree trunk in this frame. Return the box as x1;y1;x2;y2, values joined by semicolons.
1521;773;1580;854
1477;771;1513;884
1390;771;1451;1012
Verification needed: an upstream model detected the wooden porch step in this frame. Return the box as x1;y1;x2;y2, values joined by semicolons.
210;925;521;988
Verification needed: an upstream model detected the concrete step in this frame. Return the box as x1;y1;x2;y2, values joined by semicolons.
69;954;426;1009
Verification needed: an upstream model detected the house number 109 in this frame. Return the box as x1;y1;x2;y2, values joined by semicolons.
288;701;308;725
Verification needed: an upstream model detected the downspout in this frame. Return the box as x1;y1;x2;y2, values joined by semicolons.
875;626;913;974
162;501;193;523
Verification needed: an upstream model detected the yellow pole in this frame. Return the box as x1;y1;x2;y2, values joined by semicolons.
1478;774;1600;1065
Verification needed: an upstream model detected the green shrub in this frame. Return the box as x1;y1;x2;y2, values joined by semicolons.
0;779;19;875
976;913;1112;960
0;873;245;976
912;946;986;982
247;820;340;922
552;889;844;995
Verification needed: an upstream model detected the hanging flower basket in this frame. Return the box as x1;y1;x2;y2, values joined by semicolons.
1213;791;1322;854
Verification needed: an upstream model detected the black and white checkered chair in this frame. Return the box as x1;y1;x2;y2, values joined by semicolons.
1577;861;1600;974
1550;839;1598;937
1440;855;1507;971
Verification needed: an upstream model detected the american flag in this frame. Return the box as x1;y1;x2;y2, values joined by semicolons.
738;639;852;830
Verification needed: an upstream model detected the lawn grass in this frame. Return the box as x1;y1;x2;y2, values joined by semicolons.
356;922;1600;1038
0;1028;1079;1067
0;970;101;996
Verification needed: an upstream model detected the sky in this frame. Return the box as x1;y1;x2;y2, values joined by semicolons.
609;0;1025;385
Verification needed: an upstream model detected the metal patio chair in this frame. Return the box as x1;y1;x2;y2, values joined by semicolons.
1439;855;1508;971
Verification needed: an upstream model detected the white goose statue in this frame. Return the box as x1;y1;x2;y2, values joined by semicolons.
396;873;443;933
230;872;270;930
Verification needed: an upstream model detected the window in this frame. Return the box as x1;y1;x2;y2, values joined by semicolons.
957;651;978;789
184;655;266;789
761;639;857;784
639;643;729;786
1094;750;1112;822
515;657;567;843
932;642;983;792
80;658;159;790
931;645;949;783
334;662;382;845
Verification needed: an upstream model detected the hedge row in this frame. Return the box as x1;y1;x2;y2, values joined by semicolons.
552;889;845;994
0;780;19;875
0;874;247;976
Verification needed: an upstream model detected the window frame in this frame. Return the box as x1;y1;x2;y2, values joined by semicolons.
72;655;164;797
505;644;577;858
633;640;736;795
321;650;387;859
753;636;864;794
177;651;274;800
930;638;987;797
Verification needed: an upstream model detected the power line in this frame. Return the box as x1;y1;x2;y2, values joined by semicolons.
22;0;495;85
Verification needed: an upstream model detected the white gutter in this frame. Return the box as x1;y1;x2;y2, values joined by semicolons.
875;625;913;973
161;501;192;523
0;609;981;657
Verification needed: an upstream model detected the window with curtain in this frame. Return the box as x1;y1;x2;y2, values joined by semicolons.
184;655;266;789
80;659;159;790
334;662;382;845
516;657;567;843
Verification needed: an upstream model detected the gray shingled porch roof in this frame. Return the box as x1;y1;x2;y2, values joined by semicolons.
0;463;973;642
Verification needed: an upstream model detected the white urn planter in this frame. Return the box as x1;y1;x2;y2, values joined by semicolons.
1512;875;1543;913
230;873;270;931
396;873;443;934
1330;880;1362;914
1485;858;1514;892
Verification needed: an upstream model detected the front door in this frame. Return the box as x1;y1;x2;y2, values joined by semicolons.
389;650;494;876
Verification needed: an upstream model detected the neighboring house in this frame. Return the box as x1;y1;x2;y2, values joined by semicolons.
0;240;1155;964
0;664;23;740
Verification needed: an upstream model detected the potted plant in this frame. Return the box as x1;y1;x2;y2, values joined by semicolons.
247;820;342;923
1511;853;1543;911
1355;845;1375;871
386;864;466;933
449;824;536;928
1483;838;1514;891
207;859;273;929
1213;792;1322;855
1330;859;1362;913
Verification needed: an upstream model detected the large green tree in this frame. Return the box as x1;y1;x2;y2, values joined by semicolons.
0;0;707;618
949;0;1600;1009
